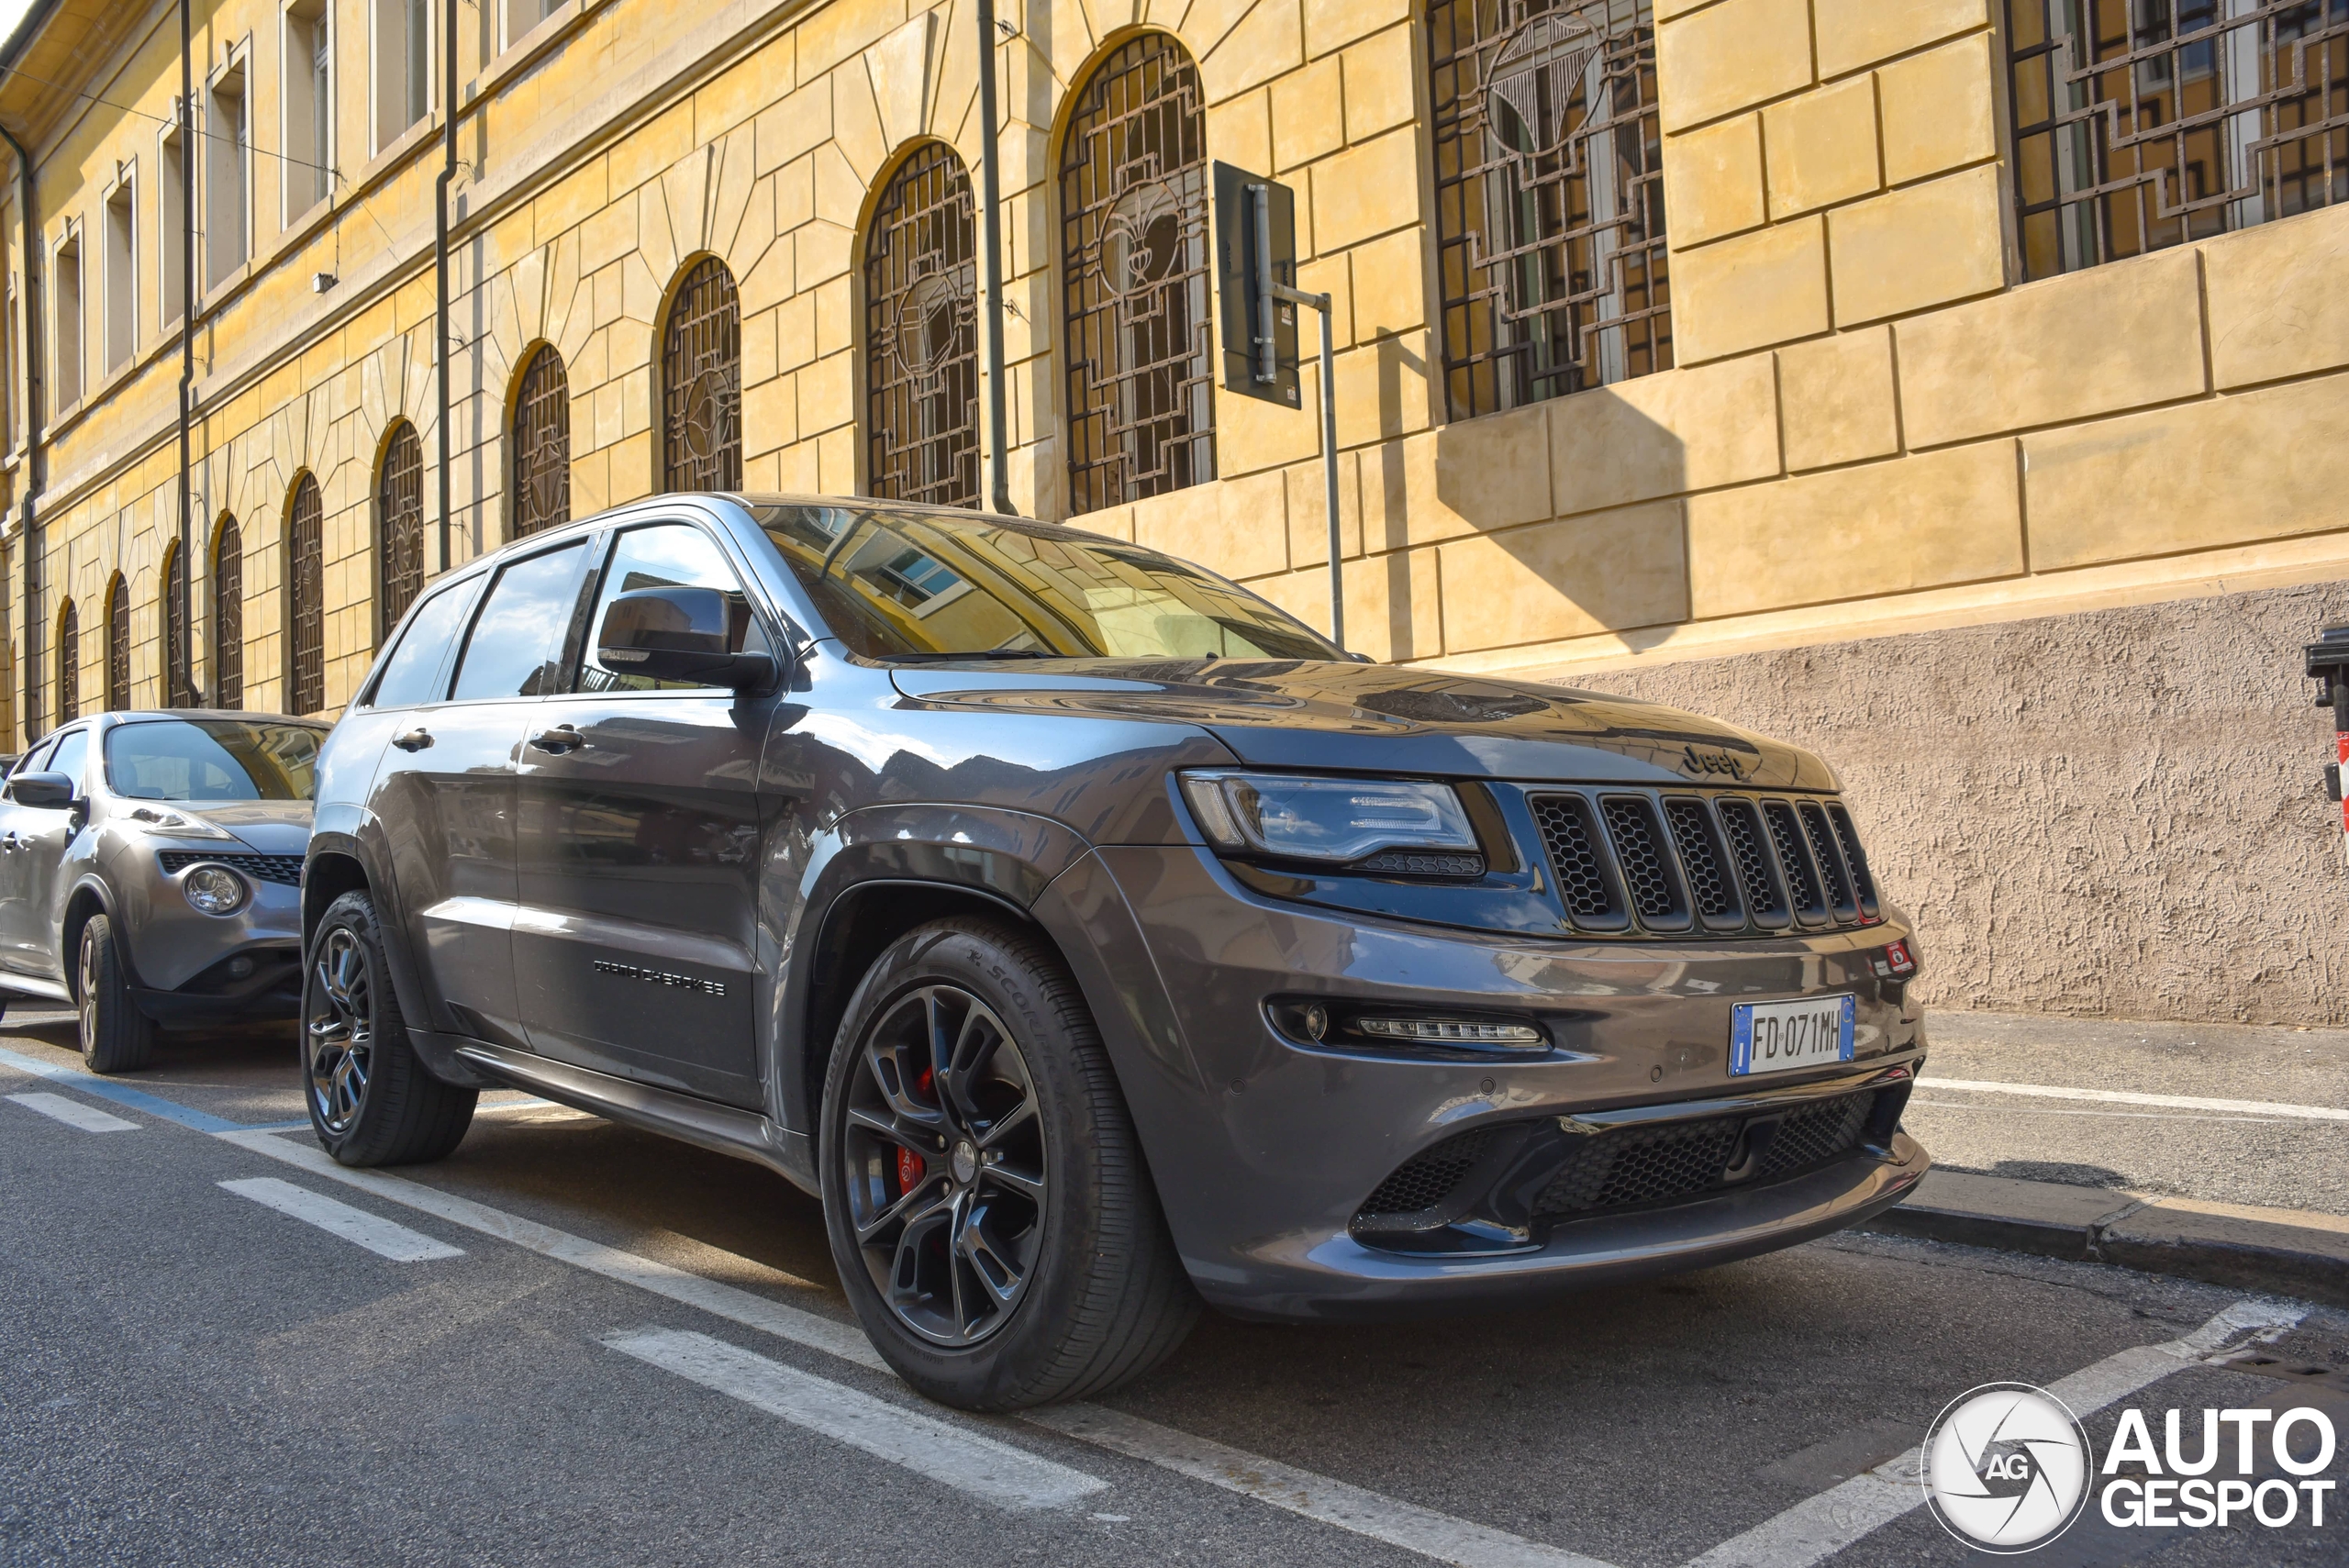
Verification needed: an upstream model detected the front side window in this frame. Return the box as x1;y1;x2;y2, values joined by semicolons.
580;523;762;694
1059;34;1217;514
450;542;586;701
106;718;323;801
865;143;979;508
49;728;88;790
369;575;482;708
757;505;1338;662
2006;0;2349;279
1429;0;1670;418
662;257;741;492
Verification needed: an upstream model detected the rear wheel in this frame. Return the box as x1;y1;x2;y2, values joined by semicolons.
76;915;154;1075
820;917;1197;1410
305;890;475;1165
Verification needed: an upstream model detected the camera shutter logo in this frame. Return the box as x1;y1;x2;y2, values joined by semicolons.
1921;1382;2094;1552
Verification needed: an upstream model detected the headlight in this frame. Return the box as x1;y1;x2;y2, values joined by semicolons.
1179;771;1481;870
182;864;249;916
124;805;235;840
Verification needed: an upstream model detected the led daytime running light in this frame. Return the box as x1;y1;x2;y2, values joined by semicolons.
1356;1017;1544;1046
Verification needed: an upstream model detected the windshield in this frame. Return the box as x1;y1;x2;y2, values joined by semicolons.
105;719;326;802
754;505;1341;662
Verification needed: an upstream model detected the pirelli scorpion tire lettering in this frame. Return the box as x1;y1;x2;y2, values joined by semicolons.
820;917;1200;1411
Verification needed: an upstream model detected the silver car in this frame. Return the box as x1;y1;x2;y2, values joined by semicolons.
0;710;328;1072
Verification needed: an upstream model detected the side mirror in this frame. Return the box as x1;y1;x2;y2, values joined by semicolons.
596;585;774;691
6;772;74;808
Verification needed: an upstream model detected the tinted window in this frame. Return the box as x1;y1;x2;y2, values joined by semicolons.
580;524;764;695
12;739;55;776
371;577;483;708
449;542;587;702
48;730;89;791
106;720;324;801
754;505;1338;662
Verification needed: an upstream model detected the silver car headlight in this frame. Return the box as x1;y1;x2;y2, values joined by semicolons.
181;864;249;917
1178;771;1481;871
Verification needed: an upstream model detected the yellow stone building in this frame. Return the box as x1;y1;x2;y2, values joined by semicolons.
2;0;2346;1021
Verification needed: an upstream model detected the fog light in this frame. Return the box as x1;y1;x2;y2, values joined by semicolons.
228;955;255;979
182;865;248;917
1356;1016;1545;1048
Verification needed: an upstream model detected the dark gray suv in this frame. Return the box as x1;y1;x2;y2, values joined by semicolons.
303;495;1929;1410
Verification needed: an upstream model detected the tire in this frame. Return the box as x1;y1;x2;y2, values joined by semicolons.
819;917;1198;1411
304;890;476;1166
76;914;154;1075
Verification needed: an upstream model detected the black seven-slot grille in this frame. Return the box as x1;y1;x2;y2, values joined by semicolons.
158;851;304;886
1527;789;1878;937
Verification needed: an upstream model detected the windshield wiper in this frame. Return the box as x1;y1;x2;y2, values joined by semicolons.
890;645;1066;662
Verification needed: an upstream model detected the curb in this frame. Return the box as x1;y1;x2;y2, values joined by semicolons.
1858;1171;2349;1310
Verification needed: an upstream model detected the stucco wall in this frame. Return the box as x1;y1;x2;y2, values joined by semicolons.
1553;582;2349;1028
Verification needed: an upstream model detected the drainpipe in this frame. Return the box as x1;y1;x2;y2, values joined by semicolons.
434;0;456;570
175;0;195;706
974;0;1013;516
0;121;40;745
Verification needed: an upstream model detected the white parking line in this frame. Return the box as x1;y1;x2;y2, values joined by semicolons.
1907;1099;2284;1123
1923;1077;2349;1122
218;1176;466;1262
1679;1298;2307;1568
6;1091;140;1132
607;1328;1106;1512
1030;1402;1613;1568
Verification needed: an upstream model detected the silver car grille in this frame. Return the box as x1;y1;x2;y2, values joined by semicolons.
157;851;304;886
1525;789;1879;937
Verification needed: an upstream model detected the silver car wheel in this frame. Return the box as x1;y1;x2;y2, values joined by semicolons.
306;927;373;1135
76;924;101;1053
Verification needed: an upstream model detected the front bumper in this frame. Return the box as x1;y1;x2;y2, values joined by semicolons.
1041;844;1931;1320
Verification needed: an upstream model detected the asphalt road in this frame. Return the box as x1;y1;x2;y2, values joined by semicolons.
1908;1011;2349;1215
4;1015;2346;1568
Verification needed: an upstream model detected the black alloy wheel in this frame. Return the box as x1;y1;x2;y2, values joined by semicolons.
839;984;1049;1347
302;890;476;1166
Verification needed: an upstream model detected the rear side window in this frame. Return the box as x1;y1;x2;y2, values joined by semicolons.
370;577;484;709
450;542;588;702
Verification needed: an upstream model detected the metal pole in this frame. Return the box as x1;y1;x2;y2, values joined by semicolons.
176;0;195;706
434;0;456;570
1269;280;1340;653
974;0;1014;515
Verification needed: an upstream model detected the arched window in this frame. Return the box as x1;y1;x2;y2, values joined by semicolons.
212;515;242;711
1060;35;1217;514
104;573;128;711
287;473;324;715
377;421;426;641
661;256;741;492
1427;0;1669;418
55;600;77;723
160;541;192;707
512;344;572;536
865;144;979;507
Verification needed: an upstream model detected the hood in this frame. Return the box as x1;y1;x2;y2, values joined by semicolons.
888;659;1837;790
189;798;316;855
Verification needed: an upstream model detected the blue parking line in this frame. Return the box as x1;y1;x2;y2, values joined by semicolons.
0;1042;244;1133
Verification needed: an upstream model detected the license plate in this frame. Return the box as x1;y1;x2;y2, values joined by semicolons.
1730;995;1855;1076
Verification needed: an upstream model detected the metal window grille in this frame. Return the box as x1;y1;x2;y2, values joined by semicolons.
288;474;324;715
511;346;572;536
662;257;742;493
105;574;128;711
161;542;193;707
377;421;426;638
2007;1;2349;278
865;144;981;508
212;516;242;711
1428;0;1671;420
1059;34;1218;515
56;600;76;723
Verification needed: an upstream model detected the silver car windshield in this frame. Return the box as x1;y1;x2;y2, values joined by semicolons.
105;720;325;802
754;504;1340;662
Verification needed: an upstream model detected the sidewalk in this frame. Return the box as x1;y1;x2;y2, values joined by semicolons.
1867;1010;2349;1307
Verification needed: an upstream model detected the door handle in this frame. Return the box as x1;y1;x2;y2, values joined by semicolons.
392;728;434;752
529;725;584;755
0;831;18;851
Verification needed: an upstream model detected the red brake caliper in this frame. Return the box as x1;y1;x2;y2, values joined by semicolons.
896;1146;927;1195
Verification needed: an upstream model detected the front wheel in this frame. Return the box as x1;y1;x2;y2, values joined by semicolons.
77;914;154;1075
820;917;1198;1410
304;890;476;1165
